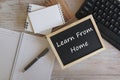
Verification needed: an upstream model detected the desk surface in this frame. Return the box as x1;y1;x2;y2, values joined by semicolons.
0;0;120;80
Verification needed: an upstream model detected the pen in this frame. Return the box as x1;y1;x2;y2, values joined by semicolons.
23;48;49;72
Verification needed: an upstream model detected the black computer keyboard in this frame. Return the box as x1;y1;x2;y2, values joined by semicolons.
76;0;120;50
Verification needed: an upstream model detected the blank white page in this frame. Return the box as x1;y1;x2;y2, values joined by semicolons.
25;4;45;32
0;28;20;80
11;33;55;80
29;4;65;34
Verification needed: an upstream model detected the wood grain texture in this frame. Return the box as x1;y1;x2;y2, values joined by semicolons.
51;40;120;80
0;0;120;80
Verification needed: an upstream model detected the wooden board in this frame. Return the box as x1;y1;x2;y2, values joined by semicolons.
0;0;120;80
47;15;105;69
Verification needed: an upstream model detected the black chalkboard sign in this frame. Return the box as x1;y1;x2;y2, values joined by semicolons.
46;15;105;69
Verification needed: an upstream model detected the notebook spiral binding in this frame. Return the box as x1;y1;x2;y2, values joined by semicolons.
24;5;32;29
27;5;32;13
24;22;28;29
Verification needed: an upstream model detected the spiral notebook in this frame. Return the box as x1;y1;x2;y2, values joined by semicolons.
28;4;65;34
0;28;55;80
25;4;46;32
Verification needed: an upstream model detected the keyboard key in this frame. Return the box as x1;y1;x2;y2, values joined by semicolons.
83;6;90;12
117;31;120;36
94;7;98;12
108;10;113;16
100;4;105;9
105;1;111;7
104;7;109;12
80;9;87;16
101;19;106;24
118;3;120;8
98;10;103;15
86;2;93;8
118;26;120;29
115;22;119;27
102;13;106;18
117;17;120;21
93;12;97;18
112;14;118;19
109;0;114;2
118;12;120;15
114;8;119;13
110;19;115;24
106;16;111;21
105;21;110;27
97;16;102;21
91;0;97;3
101;0;107;3
110;5;115;9
109;25;114;30
113;0;119;5
113;28;119;33
96;1;101;6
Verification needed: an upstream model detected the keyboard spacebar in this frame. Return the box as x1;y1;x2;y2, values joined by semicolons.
97;23;120;49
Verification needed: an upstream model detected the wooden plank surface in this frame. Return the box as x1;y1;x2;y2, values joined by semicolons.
0;0;120;80
51;40;120;80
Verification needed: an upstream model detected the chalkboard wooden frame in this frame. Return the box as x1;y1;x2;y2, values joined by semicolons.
46;15;105;69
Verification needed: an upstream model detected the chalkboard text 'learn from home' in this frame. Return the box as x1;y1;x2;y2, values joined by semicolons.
56;27;93;53
46;15;105;69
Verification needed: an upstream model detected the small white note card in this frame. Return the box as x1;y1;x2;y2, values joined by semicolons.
28;4;65;35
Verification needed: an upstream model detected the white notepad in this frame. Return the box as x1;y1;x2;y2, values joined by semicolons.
25;4;46;32
0;28;20;80
28;4;65;34
0;28;55;80
11;33;55;80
